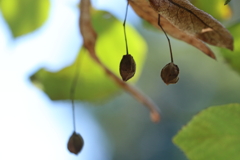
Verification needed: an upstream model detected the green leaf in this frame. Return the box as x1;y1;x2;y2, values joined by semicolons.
0;0;50;38
220;22;240;74
190;0;232;20
30;10;147;103
173;104;240;160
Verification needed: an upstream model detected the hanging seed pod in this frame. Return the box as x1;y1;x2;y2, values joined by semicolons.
67;131;84;155
161;62;179;85
120;54;136;81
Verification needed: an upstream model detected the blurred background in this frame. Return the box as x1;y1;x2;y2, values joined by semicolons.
0;0;240;160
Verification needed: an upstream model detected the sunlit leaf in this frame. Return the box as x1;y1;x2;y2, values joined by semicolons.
173;104;240;160
220;22;240;74
190;0;232;20
30;10;147;103
0;0;50;38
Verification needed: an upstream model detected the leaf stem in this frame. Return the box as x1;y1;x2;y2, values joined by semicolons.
123;1;129;55
157;14;174;63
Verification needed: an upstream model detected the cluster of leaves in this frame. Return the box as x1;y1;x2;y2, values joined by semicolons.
1;0;240;159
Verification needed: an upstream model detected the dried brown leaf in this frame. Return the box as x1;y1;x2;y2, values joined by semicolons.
149;0;233;50
79;0;160;122
129;0;234;58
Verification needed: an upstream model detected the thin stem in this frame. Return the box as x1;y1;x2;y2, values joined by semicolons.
157;14;174;63
70;57;81;132
71;99;76;132
123;1;129;55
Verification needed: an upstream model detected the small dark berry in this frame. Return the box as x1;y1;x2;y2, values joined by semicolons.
119;54;136;81
161;63;179;85
67;132;84;155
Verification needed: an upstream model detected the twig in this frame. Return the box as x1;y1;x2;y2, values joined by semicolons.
79;0;161;122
